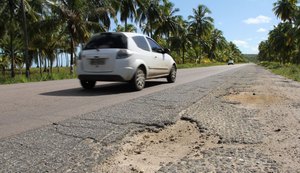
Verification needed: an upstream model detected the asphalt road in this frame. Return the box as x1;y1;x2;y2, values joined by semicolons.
0;64;246;139
2;63;270;172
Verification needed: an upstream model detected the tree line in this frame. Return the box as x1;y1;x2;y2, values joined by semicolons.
258;0;300;64
0;0;245;78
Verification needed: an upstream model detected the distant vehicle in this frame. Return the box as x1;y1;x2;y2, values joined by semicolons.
77;32;177;91
228;60;234;65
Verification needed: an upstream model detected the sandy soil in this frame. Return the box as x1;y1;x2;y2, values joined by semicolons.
95;71;300;173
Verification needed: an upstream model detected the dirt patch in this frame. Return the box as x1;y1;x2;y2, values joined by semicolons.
94;120;207;173
223;90;284;109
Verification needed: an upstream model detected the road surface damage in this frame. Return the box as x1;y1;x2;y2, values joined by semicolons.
95;69;300;173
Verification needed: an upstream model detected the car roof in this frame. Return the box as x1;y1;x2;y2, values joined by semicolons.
99;32;147;38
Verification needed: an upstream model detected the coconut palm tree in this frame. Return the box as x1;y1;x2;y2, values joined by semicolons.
154;0;181;39
188;4;214;62
112;0;143;32
0;0;40;78
258;40;275;62
137;0;162;37
169;17;193;64
48;0;113;74
269;22;295;64
208;29;227;61
273;0;298;22
114;24;137;32
188;5;214;39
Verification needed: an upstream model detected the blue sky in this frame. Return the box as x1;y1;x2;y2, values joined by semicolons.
170;0;281;54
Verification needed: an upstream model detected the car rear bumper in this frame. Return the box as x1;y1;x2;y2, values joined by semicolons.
78;74;126;81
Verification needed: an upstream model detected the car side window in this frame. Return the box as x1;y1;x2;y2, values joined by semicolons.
146;38;163;53
132;36;150;51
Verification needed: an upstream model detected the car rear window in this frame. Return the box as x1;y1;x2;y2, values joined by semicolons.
83;33;128;50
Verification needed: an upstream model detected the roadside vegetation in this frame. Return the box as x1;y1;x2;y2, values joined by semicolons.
258;0;300;81
259;62;300;82
0;67;76;84
0;0;246;85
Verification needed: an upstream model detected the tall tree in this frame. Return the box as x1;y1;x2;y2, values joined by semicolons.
208;29;227;61
188;4;214;62
154;0;181;39
137;0;161;37
269;22;295;64
48;0;113;74
112;0;142;32
169;17;193;64
273;0;298;22
114;24;137;32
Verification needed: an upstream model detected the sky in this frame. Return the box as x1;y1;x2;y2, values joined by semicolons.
169;0;281;54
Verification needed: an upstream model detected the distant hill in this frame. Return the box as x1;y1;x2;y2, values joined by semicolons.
243;54;258;63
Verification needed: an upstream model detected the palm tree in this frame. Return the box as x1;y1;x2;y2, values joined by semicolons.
48;0;113;74
294;7;300;64
208;29;227;61
188;4;214;63
258;40;271;62
114;24;137;32
273;0;298;22
227;42;244;62
269;22;295;64
137;0;162;37
154;0;181;39
112;0;143;32
169;17;193;64
0;0;40;78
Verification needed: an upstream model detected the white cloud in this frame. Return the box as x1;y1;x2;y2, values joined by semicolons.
233;40;249;48
243;15;272;24
257;28;267;33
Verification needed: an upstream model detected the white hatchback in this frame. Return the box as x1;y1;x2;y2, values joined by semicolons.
77;32;177;91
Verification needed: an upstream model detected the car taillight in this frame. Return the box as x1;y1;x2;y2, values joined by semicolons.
116;49;132;59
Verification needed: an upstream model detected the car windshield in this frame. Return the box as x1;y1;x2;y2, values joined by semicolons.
84;33;128;50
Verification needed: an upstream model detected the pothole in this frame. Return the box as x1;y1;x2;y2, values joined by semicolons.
94;120;209;173
223;91;283;109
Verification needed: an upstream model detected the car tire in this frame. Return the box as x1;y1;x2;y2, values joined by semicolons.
132;68;145;91
80;80;96;89
167;65;176;83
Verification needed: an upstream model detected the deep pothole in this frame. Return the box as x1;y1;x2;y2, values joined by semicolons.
93;119;210;173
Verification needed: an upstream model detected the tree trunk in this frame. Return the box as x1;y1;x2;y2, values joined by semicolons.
70;37;74;74
125;19;128;32
182;46;185;64
9;0;15;78
39;51;42;76
2;67;5;77
21;0;30;78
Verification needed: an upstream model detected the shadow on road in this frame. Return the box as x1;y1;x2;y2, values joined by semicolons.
40;81;167;97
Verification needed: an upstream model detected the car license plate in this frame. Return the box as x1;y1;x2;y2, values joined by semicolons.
90;58;105;65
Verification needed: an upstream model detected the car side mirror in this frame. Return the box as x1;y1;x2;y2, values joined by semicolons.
163;48;170;54
153;48;170;54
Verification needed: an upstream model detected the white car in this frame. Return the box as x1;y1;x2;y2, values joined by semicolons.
77;32;177;91
228;60;234;65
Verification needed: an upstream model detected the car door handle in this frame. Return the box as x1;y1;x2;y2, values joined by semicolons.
154;56;158;58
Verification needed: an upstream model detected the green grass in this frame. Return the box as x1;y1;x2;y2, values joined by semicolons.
177;62;226;69
259;61;300;82
0;67;77;85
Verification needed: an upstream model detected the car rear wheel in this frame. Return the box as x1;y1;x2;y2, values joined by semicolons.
167;65;176;83
132;68;145;91
80;80;96;89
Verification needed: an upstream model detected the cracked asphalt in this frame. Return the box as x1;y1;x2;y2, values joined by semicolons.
1;64;299;172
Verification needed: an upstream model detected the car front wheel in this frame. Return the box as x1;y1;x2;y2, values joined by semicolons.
132;68;145;91
167;65;176;83
80;80;96;89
